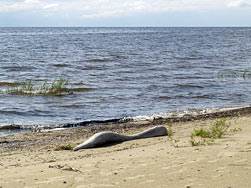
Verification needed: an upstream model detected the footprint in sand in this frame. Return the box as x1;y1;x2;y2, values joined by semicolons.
215;166;227;172
207;159;219;163
125;174;145;180
234;159;248;163
76;184;116;188
36;175;66;184
161;166;171;170
139;179;155;184
213;166;231;178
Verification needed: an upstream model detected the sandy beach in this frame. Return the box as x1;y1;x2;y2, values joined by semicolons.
1;108;251;188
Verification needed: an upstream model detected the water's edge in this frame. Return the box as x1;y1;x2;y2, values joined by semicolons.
1;105;250;136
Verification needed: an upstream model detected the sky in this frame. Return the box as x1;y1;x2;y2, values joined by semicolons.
0;0;251;27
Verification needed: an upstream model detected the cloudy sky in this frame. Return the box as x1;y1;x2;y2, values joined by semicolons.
0;0;251;27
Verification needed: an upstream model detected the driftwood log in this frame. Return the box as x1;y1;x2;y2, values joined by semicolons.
74;126;167;151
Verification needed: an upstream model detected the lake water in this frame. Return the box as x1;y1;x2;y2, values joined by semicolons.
1;27;251;132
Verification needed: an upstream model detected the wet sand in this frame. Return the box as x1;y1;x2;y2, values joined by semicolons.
1;107;251;187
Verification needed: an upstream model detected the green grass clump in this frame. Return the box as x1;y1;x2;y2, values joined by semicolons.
166;121;180;148
166;122;173;137
6;76;72;96
24;133;33;136
230;127;242;132
190;118;231;146
193;128;211;138
190;136;205;146
22;79;34;91
0;82;22;87
55;144;73;151
211;118;230;138
50;77;69;94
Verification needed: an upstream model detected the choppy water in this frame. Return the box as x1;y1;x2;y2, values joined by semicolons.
1;27;251;133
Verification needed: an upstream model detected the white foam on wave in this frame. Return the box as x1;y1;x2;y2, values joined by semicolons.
1;105;250;137
124;105;251;122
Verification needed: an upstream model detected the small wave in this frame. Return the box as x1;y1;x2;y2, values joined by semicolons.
1;105;251;136
1;66;34;72
177;84;204;89
62;118;123;128
68;88;93;92
71;82;85;86
0;124;24;130
87;58;110;63
0;118;123;133
111;55;127;59
60;104;85;109
175;76;204;80
123;105;251;122
52;63;69;67
61;105;251;129
196;94;213;99
157;96;173;100
177;57;203;61
0;82;23;87
0;110;29;116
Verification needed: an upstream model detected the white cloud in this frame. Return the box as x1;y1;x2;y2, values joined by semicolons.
24;0;40;3
81;10;124;19
227;0;251;7
0;0;62;13
43;3;59;9
64;0;229;19
0;0;247;19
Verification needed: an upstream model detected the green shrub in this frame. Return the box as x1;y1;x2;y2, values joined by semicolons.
190;118;231;146
193;128;210;138
211;118;230;138
166;122;173;137
190;136;204;146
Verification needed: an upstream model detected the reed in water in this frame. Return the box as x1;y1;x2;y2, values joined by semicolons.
5;76;72;96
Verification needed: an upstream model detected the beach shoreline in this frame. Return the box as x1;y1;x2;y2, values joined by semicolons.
1;106;251;187
1;105;251;136
0;105;247;152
